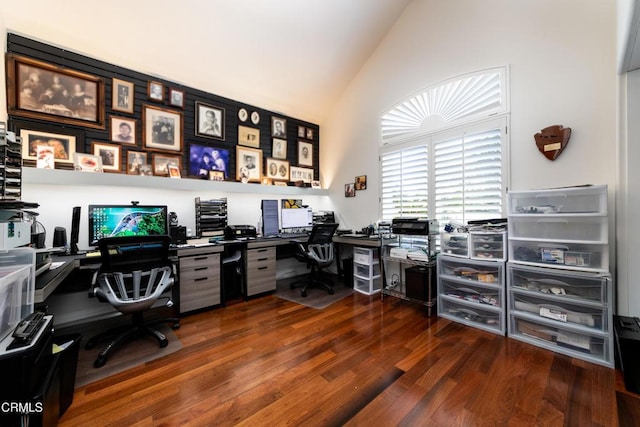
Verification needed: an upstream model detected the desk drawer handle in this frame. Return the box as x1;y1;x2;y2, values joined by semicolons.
194;256;208;261
194;267;209;271
257;257;268;261
258;266;269;270
257;249;268;252
194;277;209;282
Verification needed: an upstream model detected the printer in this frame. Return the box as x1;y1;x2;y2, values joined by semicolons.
391;218;439;236
224;225;257;240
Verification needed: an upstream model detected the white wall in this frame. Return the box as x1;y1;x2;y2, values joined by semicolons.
321;0;627;311
322;0;617;227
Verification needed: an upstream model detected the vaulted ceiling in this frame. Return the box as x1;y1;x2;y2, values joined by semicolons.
2;0;413;123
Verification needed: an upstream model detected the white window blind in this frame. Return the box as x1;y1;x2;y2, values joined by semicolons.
379;68;509;225
434;127;504;224
380;145;429;221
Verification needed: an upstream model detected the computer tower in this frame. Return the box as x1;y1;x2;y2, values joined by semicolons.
614;315;640;394
405;265;435;302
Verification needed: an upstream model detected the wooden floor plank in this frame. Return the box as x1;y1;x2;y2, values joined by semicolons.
57;292;633;426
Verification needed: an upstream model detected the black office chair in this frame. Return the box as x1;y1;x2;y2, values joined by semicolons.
85;235;180;368
290;223;339;297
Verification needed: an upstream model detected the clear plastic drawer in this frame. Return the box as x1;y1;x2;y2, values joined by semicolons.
507;185;607;215
437;256;504;286
510;293;607;332
354;247;378;265
440;233;469;258
509;239;607;271
440;280;502;308
510;316;610;364
354;262;380;278
509;217;607;243
508;263;608;304
469;231;506;261
439;298;503;333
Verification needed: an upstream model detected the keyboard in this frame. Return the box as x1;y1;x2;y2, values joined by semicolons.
277;233;308;239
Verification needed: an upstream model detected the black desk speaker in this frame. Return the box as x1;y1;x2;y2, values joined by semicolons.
52;227;67;248
614;315;640;394
170;225;187;244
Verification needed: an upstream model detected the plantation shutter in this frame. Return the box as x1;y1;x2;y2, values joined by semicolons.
380;144;429;221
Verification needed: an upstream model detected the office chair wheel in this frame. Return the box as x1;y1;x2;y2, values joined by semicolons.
171;323;181;330
94;356;106;368
301;290;307;297
160;339;168;348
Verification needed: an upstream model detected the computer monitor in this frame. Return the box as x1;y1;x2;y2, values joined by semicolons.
281;206;313;230
261;200;279;236
69;206;82;255
88;204;169;247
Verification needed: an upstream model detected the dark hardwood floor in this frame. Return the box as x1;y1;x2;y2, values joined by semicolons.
58;288;637;426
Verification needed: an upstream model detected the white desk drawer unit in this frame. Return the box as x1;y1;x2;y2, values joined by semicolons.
245;247;276;296
178;251;221;313
353;247;381;295
437;255;506;335
507;185;607;216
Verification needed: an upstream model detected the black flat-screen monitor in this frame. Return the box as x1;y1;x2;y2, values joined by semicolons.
261;200;279;236
88;204;169;246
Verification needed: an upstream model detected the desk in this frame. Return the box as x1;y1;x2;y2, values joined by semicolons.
35;235;371;323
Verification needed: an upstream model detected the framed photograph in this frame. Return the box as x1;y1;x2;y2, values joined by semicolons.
196;102;224;140
167;164;181;178
152;153;182;176
272;138;287;159
189;143;229;179
110;116;136;144
306;128;314;140
126;150;148;175
274;181;288;187
355;175;367;190
290;166;314;184
73;153;103;173
20;128;76;164
209;170;225;181
169;88;184;108
271;116;287;137
238;108;248;122
266;158;290;181
112;78;134;114
298;126;306;138
143;104;183;152
148;81;164;102
238;125;260;148
92;142;121;172
251;111;260;125
311;180;321;189
7;53;105;129
298;141;313;167
345;183;356;197
236;146;262;182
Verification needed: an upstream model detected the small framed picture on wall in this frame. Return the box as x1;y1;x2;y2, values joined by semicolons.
148;81;164;102
298;141;313;167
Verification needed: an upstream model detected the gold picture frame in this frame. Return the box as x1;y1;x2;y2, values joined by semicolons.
7;53;105;129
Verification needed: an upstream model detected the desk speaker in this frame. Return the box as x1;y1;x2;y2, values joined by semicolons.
53;227;67;248
170;225;187;244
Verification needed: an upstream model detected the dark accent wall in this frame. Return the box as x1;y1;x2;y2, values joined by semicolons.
6;33;320;184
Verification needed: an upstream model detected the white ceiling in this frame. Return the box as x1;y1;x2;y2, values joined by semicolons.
2;0;413;124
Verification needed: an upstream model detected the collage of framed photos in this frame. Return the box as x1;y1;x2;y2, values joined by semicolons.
8;47;319;186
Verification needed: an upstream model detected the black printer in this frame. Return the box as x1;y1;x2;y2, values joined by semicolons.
225;225;257;240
